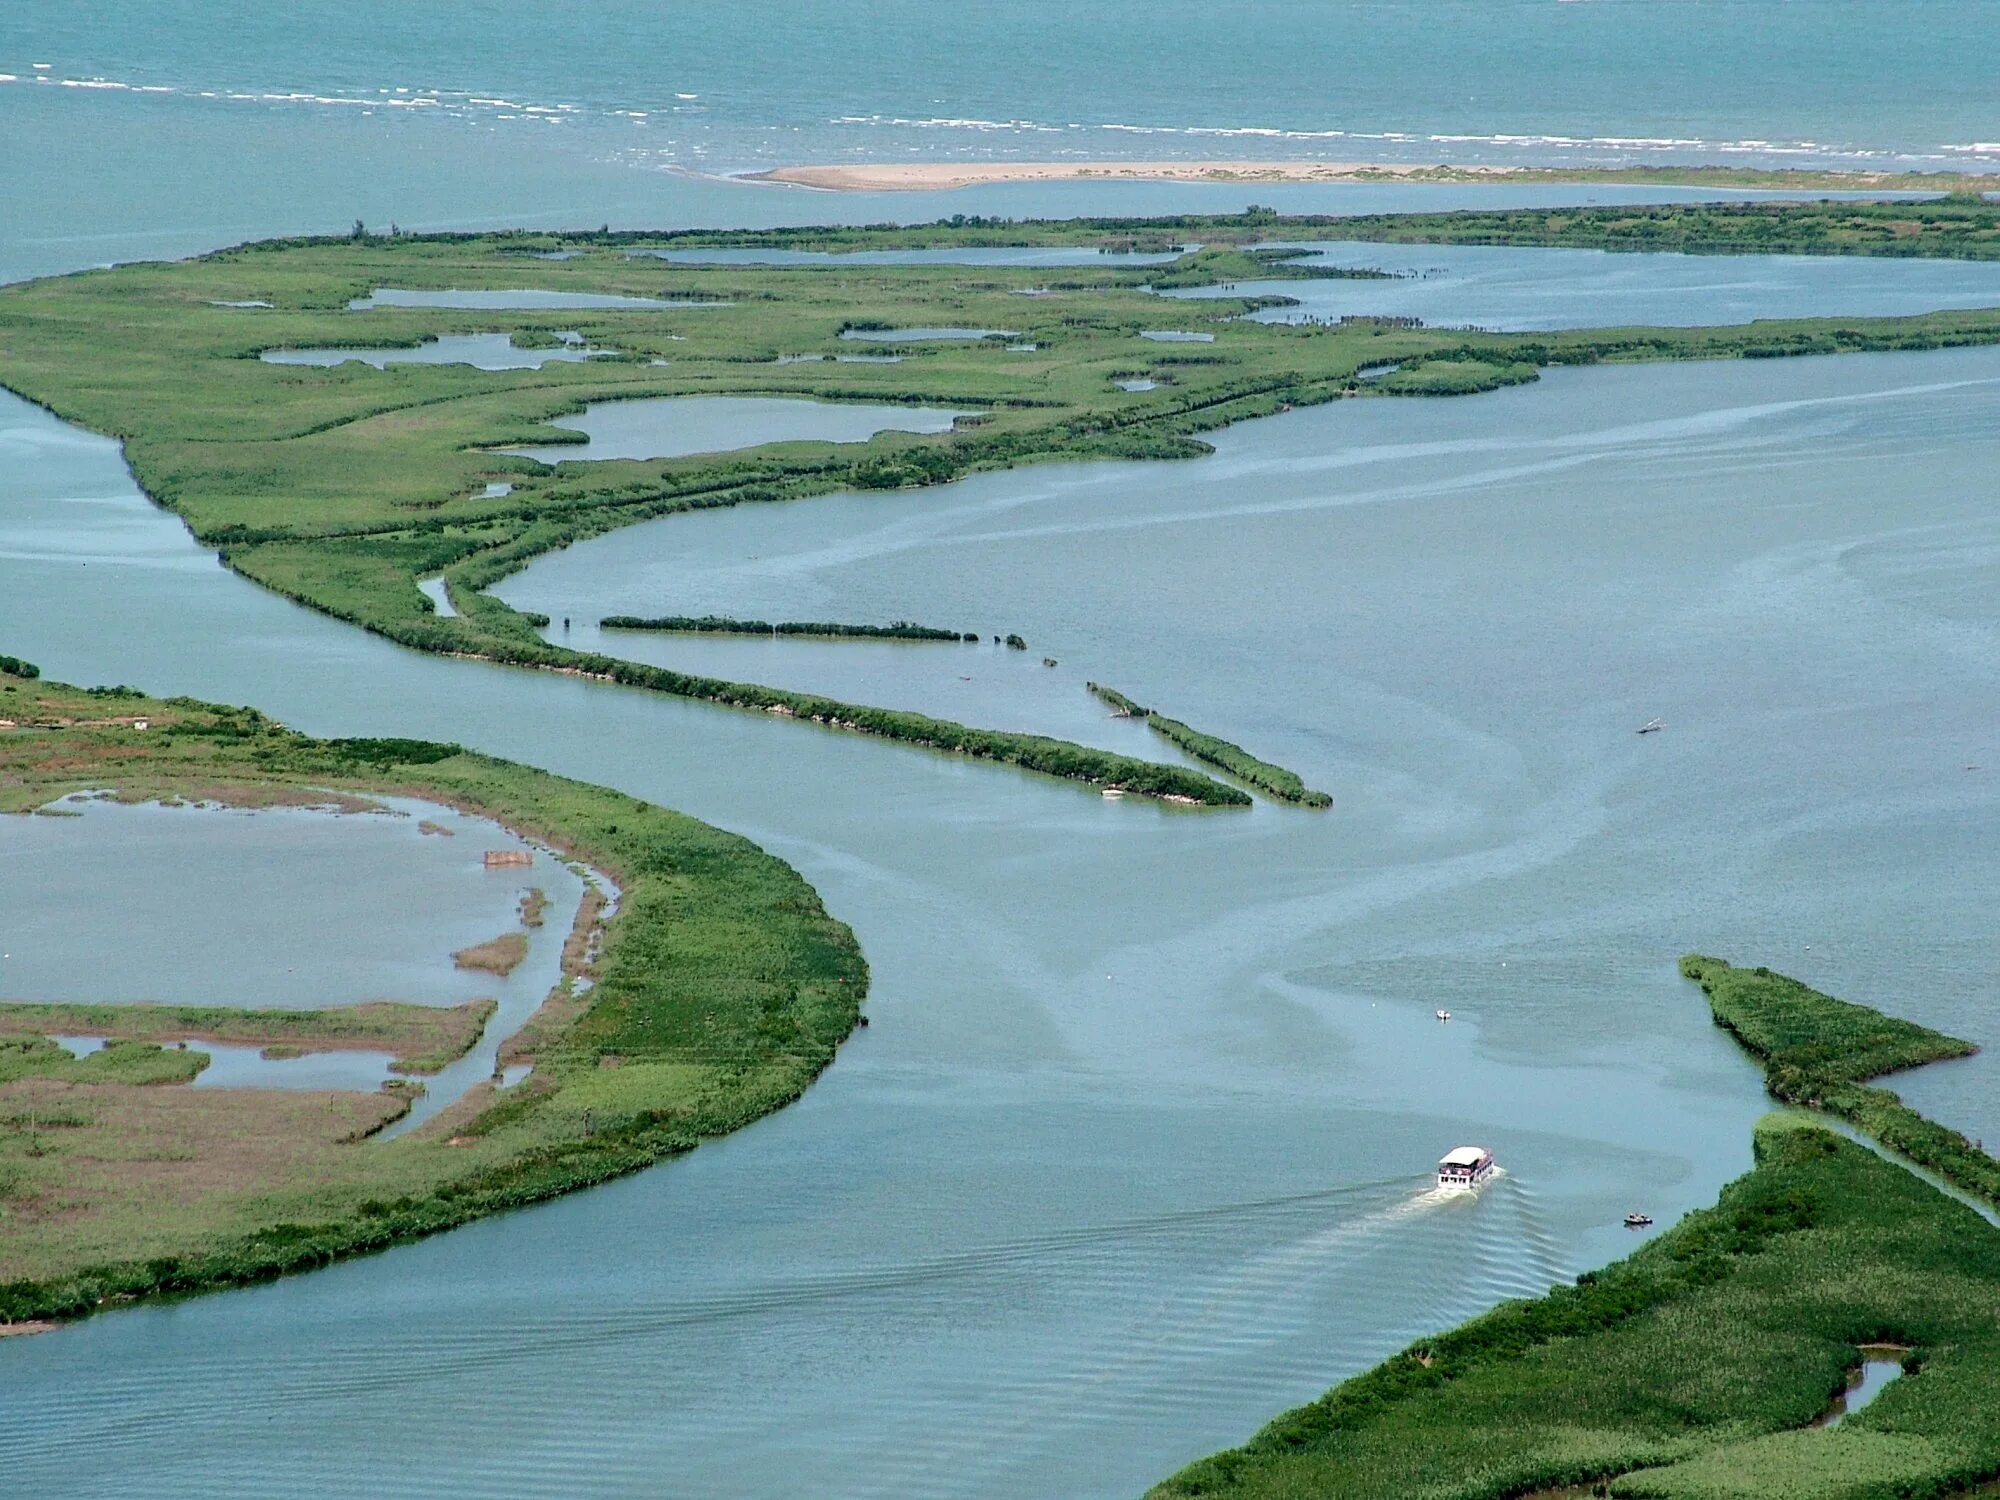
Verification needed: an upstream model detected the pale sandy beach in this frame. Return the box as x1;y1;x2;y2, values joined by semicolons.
747;160;1508;191
744;159;1989;194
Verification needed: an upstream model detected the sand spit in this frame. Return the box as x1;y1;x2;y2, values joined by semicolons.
748;160;1501;191
745;158;1997;194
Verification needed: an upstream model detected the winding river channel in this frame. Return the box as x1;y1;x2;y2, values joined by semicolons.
2;199;1999;1495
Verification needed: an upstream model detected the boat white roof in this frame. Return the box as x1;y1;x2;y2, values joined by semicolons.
1440;1146;1490;1167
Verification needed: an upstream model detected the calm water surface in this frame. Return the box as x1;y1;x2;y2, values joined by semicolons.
1169;241;2000;331
0;794;563;1011
3;318;1997;1492
501;395;975;465
0;792;587;1128
260;332;609;369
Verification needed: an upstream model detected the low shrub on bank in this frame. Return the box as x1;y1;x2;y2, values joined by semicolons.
1086;681;1331;807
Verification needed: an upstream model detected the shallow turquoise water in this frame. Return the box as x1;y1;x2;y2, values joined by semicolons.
10;0;2000;178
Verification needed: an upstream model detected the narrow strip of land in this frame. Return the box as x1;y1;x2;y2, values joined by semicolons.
1089;682;1330;807
601;614;978;642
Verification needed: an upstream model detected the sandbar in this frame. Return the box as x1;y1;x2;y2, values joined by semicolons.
744;159;1996;194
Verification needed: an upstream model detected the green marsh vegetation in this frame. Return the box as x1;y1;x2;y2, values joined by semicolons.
5;208;2000;804
1088;682;1331;807
601;614;978;642
1680;955;2000;1210
0;666;865;1324
0;998;497;1077
1154;960;2000;1499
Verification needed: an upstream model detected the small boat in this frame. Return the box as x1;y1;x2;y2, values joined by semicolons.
1435;1009;1452;1022
1437;1145;1495;1191
1624;1212;1653;1228
1636;718;1664;735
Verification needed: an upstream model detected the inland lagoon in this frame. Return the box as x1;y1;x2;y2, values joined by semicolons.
499;394;976;465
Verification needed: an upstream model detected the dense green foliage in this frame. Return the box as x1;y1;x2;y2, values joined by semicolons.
1682;955;2000;1212
1680;955;1976;1090
1087;681;1331;807
601;613;976;642
1154;965;2000;1499
458;195;2000;259
0;654;39;680
6;215;2000;803
1326;199;2000;261
0;670;867;1321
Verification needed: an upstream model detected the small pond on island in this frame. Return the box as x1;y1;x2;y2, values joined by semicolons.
0;793;591;1130
500;394;974;464
260;332;609;369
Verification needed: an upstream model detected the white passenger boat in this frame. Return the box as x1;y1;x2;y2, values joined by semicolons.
1436;1145;1496;1191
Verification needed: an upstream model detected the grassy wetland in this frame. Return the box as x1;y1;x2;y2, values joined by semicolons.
0;663;865;1326
1087;682;1331;807
1154;961;2000;1500
6;205;2000;806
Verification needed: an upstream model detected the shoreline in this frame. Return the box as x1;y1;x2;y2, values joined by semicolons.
743;159;2000;195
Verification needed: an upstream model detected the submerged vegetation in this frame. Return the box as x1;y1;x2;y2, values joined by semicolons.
1155;961;2000;1498
4;209;2000;803
601;613;977;642
1088;682;1330;807
0;665;866;1324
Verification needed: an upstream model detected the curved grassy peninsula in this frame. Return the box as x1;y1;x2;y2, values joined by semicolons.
0;663;866;1327
5;209;2000;809
1155;960;2000;1499
1088;682;1331;807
